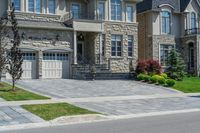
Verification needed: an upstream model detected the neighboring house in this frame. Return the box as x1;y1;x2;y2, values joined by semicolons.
137;0;200;76
0;0;141;79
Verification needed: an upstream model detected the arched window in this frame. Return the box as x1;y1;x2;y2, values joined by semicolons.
191;12;196;29
161;11;171;34
11;0;21;11
111;0;122;21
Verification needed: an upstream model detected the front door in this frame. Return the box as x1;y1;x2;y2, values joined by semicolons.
77;42;84;62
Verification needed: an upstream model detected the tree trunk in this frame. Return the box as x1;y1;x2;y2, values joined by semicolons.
12;79;15;91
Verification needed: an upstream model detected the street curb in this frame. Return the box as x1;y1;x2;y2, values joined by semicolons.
1;109;200;132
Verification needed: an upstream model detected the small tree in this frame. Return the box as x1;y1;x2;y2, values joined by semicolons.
166;49;186;81
6;4;23;91
0;16;8;82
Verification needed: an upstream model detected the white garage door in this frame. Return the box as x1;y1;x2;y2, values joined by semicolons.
22;53;37;79
42;53;69;79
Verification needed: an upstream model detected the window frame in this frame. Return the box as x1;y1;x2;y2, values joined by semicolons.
70;2;81;19
126;4;134;22
159;44;175;67
128;35;134;57
111;35;122;57
48;0;56;14
111;0;122;21
12;0;21;11
161;10;171;34
98;1;105;20
27;0;42;13
191;12;197;29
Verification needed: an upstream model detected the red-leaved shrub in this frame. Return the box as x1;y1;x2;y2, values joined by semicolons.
136;59;162;75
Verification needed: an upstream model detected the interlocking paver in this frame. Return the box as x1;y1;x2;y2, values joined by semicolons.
0;106;44;126
16;79;180;99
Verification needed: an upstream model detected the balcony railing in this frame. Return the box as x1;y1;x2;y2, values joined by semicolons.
185;28;200;35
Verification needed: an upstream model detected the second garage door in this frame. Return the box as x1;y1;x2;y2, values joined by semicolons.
42;52;70;79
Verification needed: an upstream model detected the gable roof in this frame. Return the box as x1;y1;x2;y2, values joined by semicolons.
137;0;191;13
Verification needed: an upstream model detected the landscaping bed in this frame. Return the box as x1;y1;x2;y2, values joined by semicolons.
21;103;98;121
173;77;200;93
0;82;49;101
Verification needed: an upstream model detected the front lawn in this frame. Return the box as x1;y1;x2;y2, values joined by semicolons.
173;77;200;93
21;103;98;121
0;82;49;101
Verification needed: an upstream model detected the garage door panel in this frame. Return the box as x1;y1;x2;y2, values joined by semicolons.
42;53;69;79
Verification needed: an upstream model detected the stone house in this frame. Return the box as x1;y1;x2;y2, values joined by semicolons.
0;0;141;79
137;0;200;76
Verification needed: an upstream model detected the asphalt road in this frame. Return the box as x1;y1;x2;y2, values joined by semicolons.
3;111;200;133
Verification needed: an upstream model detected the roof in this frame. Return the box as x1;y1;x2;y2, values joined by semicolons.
137;0;191;13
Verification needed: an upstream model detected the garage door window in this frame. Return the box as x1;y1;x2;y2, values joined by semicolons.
22;53;36;60
43;53;68;60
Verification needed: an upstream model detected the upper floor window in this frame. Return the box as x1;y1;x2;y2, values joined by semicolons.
191;12;196;29
12;0;21;11
127;5;133;22
111;0;122;21
111;35;122;56
71;3;81;19
161;11;171;34
98;1;105;20
28;0;41;13
48;0;56;14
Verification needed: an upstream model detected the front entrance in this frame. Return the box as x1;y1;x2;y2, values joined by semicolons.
77;41;84;62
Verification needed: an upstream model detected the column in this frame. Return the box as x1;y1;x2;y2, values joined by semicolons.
38;50;43;79
99;33;103;64
74;31;77;64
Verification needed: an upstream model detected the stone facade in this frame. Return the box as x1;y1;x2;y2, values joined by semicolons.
94;22;138;73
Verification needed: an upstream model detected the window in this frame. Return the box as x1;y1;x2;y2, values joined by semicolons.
160;44;174;66
22;53;36;60
191;12;196;29
111;0;122;21
43;53;68;60
111;35;122;56
127;5;133;22
48;0;55;14
161;11;171;34
128;36;133;57
98;1;105;20
71;3;81;19
12;0;21;11
36;0;41;13
28;0;34;12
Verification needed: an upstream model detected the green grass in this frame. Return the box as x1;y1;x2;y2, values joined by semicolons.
21;103;98;121
0;82;49;101
173;77;200;93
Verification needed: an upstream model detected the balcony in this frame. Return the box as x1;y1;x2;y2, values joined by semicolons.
185;28;200;35
64;12;104;33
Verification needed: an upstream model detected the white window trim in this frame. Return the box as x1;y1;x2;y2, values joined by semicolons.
160;8;172;35
26;0;42;13
159;43;175;67
111;35;123;57
97;1;106;20
126;4;134;22
70;2;82;19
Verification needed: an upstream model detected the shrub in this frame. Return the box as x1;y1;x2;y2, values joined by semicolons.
144;75;151;82
166;79;176;87
150;75;161;83
158;77;166;85
146;60;162;75
137;74;145;81
136;60;147;74
160;73;168;79
150;76;157;83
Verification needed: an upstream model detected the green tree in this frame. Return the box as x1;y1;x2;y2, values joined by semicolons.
166;49;186;81
6;4;23;91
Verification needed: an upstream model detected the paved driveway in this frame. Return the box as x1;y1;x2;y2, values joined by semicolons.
16;79;180;99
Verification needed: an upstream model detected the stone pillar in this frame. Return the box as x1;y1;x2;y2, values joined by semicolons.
99;33;103;64
37;50;43;79
74;31;77;64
